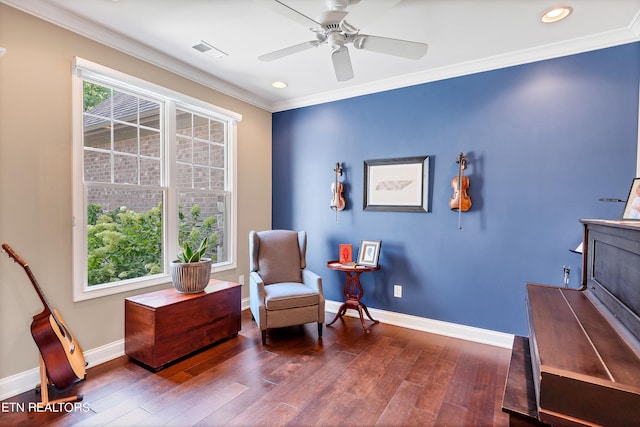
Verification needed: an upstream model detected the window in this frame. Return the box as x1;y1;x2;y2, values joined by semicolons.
72;58;240;301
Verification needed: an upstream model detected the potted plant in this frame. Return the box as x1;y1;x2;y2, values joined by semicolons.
170;236;212;294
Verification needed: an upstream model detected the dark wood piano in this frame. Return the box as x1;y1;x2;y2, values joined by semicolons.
502;219;640;426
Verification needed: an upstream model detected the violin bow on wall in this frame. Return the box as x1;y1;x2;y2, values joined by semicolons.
449;152;472;229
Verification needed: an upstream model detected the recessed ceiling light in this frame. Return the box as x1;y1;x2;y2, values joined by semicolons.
272;81;288;89
541;6;573;23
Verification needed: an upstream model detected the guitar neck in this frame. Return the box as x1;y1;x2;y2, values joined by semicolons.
23;264;56;317
2;244;54;318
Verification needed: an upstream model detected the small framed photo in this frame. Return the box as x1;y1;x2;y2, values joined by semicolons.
339;244;353;263
357;240;382;267
622;178;640;220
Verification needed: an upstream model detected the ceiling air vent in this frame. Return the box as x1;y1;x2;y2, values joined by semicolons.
192;41;227;59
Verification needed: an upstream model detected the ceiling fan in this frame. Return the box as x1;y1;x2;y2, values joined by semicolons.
258;0;428;82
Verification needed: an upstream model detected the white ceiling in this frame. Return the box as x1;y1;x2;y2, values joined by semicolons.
3;0;640;111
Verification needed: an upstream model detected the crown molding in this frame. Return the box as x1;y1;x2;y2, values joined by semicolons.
3;0;639;114
272;24;640;112
631;7;640;36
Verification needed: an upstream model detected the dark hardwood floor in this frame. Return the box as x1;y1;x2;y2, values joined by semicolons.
1;310;512;426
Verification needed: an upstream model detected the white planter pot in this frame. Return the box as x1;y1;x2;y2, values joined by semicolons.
170;258;212;294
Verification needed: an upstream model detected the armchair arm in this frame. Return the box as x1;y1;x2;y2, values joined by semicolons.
302;269;325;323
249;271;267;329
302;269;323;297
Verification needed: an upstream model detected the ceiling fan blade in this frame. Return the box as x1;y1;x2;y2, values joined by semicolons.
254;0;321;27
353;35;428;60
331;46;354;82
259;40;323;62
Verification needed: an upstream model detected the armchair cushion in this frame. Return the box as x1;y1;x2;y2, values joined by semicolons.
253;230;302;285
264;282;320;311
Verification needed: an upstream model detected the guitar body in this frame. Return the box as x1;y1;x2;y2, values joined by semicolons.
31;310;86;389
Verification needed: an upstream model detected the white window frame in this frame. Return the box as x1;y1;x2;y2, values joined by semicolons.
72;57;241;301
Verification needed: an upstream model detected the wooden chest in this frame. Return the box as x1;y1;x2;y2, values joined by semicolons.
124;279;241;370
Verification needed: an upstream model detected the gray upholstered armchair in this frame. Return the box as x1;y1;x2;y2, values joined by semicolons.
249;230;325;345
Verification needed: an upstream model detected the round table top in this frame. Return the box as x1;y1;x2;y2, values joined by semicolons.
327;261;380;273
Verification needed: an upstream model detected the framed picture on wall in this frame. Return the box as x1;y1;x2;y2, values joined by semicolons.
357;240;382;267
364;156;429;212
622;178;640;220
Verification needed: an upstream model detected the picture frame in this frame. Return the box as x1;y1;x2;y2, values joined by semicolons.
622;178;640;220
364;156;429;212
339;244;353;263
357;240;382;267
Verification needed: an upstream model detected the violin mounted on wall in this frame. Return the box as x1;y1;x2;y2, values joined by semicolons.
450;152;472;229
331;162;345;222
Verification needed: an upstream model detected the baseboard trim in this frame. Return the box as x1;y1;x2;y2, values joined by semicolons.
0;340;124;401
324;300;515;349
1;299;512;401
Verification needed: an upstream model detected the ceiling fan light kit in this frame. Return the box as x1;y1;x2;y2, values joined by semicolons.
258;0;428;82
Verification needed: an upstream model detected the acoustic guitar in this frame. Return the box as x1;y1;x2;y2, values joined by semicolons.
2;244;86;389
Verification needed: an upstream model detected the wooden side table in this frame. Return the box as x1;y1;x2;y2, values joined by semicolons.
125;279;241;370
326;261;380;333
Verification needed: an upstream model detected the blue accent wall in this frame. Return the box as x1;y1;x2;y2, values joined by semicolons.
272;42;640;336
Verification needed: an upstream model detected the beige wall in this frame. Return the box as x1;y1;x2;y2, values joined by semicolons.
0;4;272;378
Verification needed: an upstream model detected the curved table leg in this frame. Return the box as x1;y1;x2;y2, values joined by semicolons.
360;301;379;324
356;305;370;333
327;302;347;326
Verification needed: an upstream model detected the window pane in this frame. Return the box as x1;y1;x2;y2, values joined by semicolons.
178;190;226;263
114;91;138;125
211;168;224;190
140;128;160;158
193;114;208;139
177;136;191;162
86;186;164;286
140;158;161;186
140;99;160;130
84;150;111;182
194;165;209;189
84;120;111;150
210;120;225;143
211;144;224;169
176;109;192;137
83;82;111;114
193;140;209;166
114;123;138;154
177;162;192;189
114;153;137;184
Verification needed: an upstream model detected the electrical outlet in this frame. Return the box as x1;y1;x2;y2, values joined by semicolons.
394;284;402;298
239;274;245;286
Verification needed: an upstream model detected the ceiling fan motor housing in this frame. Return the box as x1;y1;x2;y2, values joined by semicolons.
326;0;359;11
328;31;346;51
